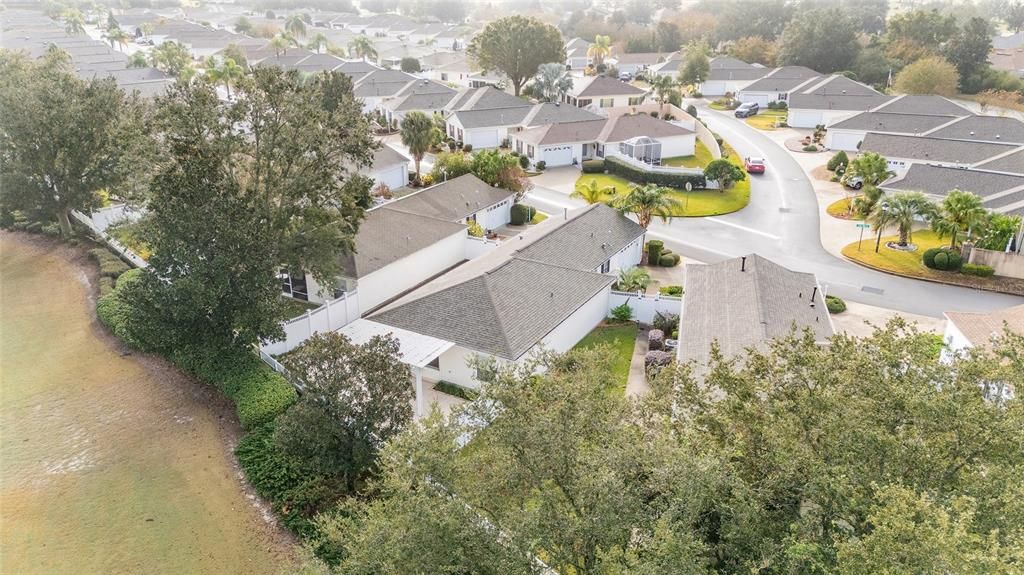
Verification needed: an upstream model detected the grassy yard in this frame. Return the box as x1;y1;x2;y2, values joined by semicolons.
574;322;637;394
530;210;549;225
746;109;787;130
280;296;321;319
662;140;713;169
826;197;863;220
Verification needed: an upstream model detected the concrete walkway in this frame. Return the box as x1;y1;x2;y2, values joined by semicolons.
626;325;650;397
529;166;580;193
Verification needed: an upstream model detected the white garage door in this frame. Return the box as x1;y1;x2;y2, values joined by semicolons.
827;130;864;152
543;145;574;167
375;165;406;190
738;92;770;107
469;129;500;149
701;81;728;96
789;110;824;128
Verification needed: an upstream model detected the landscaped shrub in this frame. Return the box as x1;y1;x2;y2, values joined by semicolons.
95;268;146;348
658;285;683;297
510;203;536;225
536;160;546;171
98;276;115;297
827;151;849;172
659;253;681;267
923;247;941;268
605;156;707;189
961;263;995;277
650;111;659;118
646;239;664;263
802;144;818;152
434;380;479;401
648;329;664;351
581;159;605;173
686;104;698;118
233;370;299;430
100;257;130;278
462;144;473;153
652;311;679;334
825;295;847;314
644;350;673;374
930;250;963;271
611;302;633;321
467;220;485;237
518;154;529;169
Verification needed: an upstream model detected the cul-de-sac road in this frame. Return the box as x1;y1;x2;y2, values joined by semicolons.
525;104;1024;318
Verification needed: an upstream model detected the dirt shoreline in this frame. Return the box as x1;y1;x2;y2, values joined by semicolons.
1;231;299;567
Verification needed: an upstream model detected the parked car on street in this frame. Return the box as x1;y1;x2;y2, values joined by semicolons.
845;175;864;189
744;157;766;174
734;102;759;118
618;72;633;82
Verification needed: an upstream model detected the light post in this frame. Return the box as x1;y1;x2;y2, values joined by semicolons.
874;201;889;253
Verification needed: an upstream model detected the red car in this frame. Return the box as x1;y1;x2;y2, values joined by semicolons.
744;156;766;174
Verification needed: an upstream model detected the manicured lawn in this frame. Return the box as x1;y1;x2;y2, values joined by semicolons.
530;211;549;224
662;140;713;169
709;102;732;111
574;322;637;394
280;296;321;319
746;109;787;130
826;197;863;220
841;229;945;276
574;173;633;201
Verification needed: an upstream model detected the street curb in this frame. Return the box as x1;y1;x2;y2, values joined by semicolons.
840;253;1024;297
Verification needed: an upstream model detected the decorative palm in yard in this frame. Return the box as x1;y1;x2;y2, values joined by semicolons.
400;111;436;182
851;184;885;218
931;189;988;249
649;74;678;114
307;32;329;54
534;62;573;103
587;35;612;68
615;267;651;292
571;179;616;204
207;57;245;98
284;14;307;39
349;36;378;62
868;192;936;248
614;183;681;229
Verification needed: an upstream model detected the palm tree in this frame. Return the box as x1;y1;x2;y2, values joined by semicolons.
211;57;245;98
270;35;290;57
348;35;377;62
307;32;329;54
614;183;681;229
63;9;86;36
931;189;987;249
534;62;573;103
850;184;885;218
868;192;936;248
587;35;612;68
571;178;615;204
615;267;651;292
649;74;678;114
141;22;155;37
284;14;307;39
127;51;148;68
400;111;435;181
326;43;347;58
104;27;130;51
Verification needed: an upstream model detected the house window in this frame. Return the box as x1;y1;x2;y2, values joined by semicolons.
280;270;309;301
779;93;788;101
596;143;605;158
577;98;592;108
600;260;611;274
527;144;535;158
599;98;615;108
441;72;448;81
627;96;643;105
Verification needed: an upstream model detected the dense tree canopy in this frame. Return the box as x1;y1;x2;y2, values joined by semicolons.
777;8;860;73
467;16;565;96
310;323;1024;574
894;56;960;96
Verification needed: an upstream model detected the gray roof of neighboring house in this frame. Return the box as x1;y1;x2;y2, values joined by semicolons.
383;79;458;111
789;75;891;111
515;203;645;271
371;144;409;170
992;31;1024;50
386;174;513;222
679;254;834;372
706;55;769;80
741;66;818;92
522;102;604;126
254;50;316;69
859;133;1018;165
829;112;959;134
925;115;1024;144
370;257;615;359
873;95;972;116
336;59;381;80
340;207;465;278
448;86;530;111
516;119;607;145
613;52;666;65
353;69;419;98
882;164;1024;214
973;148;1024;174
598;112;694;142
292;53;346;73
572;75;646;98
451;106;533;128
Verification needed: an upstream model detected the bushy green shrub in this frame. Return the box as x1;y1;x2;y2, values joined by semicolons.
234;371;299;430
652;311;679;334
510;203;536;225
98;276;115;297
100;258;130;278
825;295;846;314
95;268;146;348
930;250;963;271
827;151;849;172
686;104;697;118
581;159;605;173
434;380;479;401
462;144;473;153
961;263;995;277
611;302;633;321
518;154;529;169
922;247;941;268
658;285;683;297
646;239;664;263
605;156;707;189
659;253;681;267
41;222;61;237
536;160;546;171
802;144;818;152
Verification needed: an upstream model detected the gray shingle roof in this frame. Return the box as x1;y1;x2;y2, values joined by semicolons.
613;52;666;65
788;75;891;111
572;75;646;98
882;164;1024;214
371;144;409;170
860;133;1018;165
370;258;615;359
451;106;533;128
598;112;694;142
340;207;465;278
973;148;1024;174
741;66;818;92
873;95;971;116
925;115;1024;144
679;254;834;372
829;112;959;134
449;86;529;111
353;69;418;97
707;66;770;81
515;203;645;271
516;119;607;145
386;174;513;222
522;102;605;126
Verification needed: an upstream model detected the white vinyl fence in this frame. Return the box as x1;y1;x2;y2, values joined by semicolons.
259;290;361;356
465;235;501;259
71;206;149;269
608;290;682;324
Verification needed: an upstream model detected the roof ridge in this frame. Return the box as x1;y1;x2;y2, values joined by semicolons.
481;264;519;358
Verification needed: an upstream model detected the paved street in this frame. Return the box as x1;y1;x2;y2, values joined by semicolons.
525;103;1023;318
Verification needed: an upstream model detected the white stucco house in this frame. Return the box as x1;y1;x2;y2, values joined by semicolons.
444;86;533;148
736;65;819;107
564;75;647;109
611;52;666;76
565;37;592;70
698;56;769;96
940;304;1023;400
824;95;971;151
364;144;410;191
787;75;892;128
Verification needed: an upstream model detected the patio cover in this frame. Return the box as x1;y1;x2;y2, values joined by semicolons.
336;318;453;368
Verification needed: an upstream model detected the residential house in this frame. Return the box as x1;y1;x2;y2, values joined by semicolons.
511;111;696;168
736;65;819;106
924;114;1024;144
825;95;971;151
513;203;646;274
677;254;835;377
352;68;420;112
565;37;592;70
697;56;769;96
611;52;666;76
786;75;891;128
940;303;1024;400
380;78;458;123
859;133;1020;174
444;86;533;148
881;164;1024;215
363;144;410;192
386;173;515;232
648;51;683;79
563;75;647;109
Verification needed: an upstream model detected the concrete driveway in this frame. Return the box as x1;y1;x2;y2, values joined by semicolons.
524;102;1024;317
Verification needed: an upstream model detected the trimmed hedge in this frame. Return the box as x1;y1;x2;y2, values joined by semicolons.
510;203;537;225
647;240;664;263
434;380;479;401
96;268;146;347
924;248;962;271
825;295;847;314
605;156;706;189
961;263;995;277
658;253;681;267
90;247;130;279
582;159;605;173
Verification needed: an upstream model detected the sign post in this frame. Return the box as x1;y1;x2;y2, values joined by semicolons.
856;222;871;251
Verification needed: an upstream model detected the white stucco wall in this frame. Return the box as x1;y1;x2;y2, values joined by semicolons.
370;164;408;190
605;237;645;273
471;197;514;230
356;229;467;313
737;91;774;107
940;318;971;363
435;345;501;389
534;287;612;354
789;109;861;128
700;79;757;96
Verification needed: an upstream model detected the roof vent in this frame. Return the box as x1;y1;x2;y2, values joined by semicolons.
810;286;818;307
970;131;975;136
741;256;747;271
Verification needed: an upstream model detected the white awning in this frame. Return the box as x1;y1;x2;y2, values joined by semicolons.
336;318;454;368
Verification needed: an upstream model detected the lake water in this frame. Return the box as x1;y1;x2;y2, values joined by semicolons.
0;234;295;574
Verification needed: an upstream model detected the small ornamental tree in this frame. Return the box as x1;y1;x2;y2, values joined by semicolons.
704;159;746;191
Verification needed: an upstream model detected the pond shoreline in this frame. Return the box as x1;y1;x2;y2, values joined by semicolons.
1;231;298;573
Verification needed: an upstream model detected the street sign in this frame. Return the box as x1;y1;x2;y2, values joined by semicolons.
856;223;870;229
856;223;871;251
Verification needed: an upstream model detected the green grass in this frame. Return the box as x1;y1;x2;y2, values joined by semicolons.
709;102;731;111
745;109;787;130
662;140;713;169
280;296;321;319
106;219;152;260
826;197;863;220
574;322;638;394
530;210;548;225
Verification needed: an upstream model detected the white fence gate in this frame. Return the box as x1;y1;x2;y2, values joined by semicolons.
608;290;682;324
